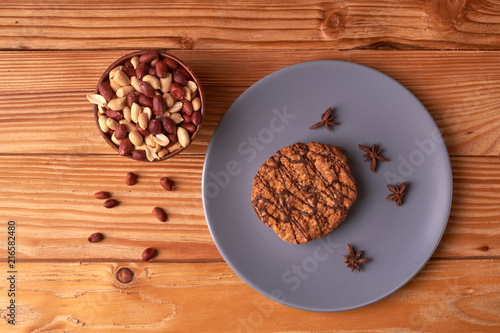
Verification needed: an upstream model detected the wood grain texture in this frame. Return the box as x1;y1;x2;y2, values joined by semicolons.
434;156;500;258
0;260;499;332
0;154;220;262
0;50;499;156
1;0;500;50
0;1;499;331
0;154;498;261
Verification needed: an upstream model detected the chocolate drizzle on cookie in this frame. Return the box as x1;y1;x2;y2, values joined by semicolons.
251;142;357;244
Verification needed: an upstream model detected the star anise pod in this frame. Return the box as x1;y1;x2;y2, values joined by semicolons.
386;181;408;206
343;243;370;272
309;107;339;131
358;144;389;172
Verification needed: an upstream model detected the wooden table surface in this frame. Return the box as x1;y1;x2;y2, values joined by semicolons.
0;1;499;332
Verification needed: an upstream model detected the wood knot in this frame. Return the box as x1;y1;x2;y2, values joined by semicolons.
353;41;430;51
430;0;466;24
116;267;134;284
323;11;345;34
480;245;489;252
180;36;194;50
464;288;475;295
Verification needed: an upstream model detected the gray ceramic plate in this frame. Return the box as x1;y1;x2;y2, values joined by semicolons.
202;61;452;312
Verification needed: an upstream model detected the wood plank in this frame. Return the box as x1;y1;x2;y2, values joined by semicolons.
0;154;221;262
0;154;498;261
0;1;496;331
0;260;498;332
1;0;500;50
0;90;212;156
434;156;500;258
0;50;499;156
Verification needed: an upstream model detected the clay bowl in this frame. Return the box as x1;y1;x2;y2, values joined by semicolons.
92;50;205;161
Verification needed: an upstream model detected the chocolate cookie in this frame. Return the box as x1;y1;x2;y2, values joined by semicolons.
251;142;357;244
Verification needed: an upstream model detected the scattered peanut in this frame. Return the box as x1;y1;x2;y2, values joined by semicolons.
130;76;142;93
163;92;175;107
182;86;192;101
167;142;182;153
87;94;107;107
177;126;190;148
94;191;111;199
170;113;183;124
144;134;156;148
142;248;157;261
123;106;132;122
98;115;109;132
106;118;119;130
131;56;139;69
113;70;130;87
119;119;135;133
98;104;106;115
167;101;183;113
160;177;174;191
138;113;149;130
158;148;169;158
109;78;121;92
192;97;201;111
186;81;198;94
143;75;161;90
107;97;127;111
160;73;173;93
129;130;144;146
88;233;104;243
103;199;118;208
143;107;153;121
116;85;135;98
111;133;122;146
109;65;123;79
152;207;167;222
126;172;137;186
153;133;170;146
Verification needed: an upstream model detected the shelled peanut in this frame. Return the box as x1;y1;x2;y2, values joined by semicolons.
87;51;203;161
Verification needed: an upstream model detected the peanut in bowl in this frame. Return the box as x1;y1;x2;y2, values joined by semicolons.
87;50;205;162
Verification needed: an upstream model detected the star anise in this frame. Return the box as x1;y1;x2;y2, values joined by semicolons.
343;243;370;272
309;107;339;131
358;144;389;172
386;181;408;206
